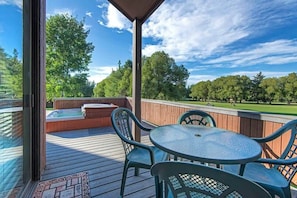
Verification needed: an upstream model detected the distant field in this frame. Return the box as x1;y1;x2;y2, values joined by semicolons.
179;101;297;116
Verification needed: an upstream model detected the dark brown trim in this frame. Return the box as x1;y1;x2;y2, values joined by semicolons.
108;0;164;23
108;0;134;22
31;0;40;180
141;0;164;23
132;19;142;142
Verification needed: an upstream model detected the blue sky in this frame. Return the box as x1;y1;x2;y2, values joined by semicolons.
1;0;297;86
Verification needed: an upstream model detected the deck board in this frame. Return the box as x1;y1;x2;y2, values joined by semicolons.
41;125;297;198
42;126;156;197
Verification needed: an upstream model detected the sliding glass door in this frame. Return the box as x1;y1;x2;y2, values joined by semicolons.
0;2;27;197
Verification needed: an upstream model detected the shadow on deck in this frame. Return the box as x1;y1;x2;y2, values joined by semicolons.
42;126;297;198
42;126;156;198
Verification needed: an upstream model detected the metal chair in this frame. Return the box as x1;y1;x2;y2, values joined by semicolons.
224;119;297;198
177;109;216;127
151;161;271;198
111;107;168;197
176;109;217;163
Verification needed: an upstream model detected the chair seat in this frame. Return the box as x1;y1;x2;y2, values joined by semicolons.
127;146;168;166
224;163;288;188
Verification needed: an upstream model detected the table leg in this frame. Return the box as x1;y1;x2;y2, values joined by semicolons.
239;164;246;176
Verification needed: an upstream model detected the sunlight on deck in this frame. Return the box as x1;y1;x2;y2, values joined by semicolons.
43;127;156;197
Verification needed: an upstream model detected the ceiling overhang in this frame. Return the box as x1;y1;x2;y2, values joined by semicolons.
108;0;164;24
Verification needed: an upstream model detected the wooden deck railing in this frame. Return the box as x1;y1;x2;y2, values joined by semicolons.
131;99;296;159
54;97;297;155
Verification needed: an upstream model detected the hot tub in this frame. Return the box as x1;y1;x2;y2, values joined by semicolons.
81;103;118;119
47;108;83;120
46;104;118;133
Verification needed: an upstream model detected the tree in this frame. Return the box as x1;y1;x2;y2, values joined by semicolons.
46;14;94;101
104;70;124;97
117;60;132;96
93;60;132;97
0;47;22;99
93;79;106;97
260;77;279;104
250;72;265;103
223;75;241;102
7;49;22;98
81;81;96;97
209;77;227;102
238;75;251;103
0;47;12;98
142;51;189;100
93;52;189;100
190;80;211;101
283;73;297;104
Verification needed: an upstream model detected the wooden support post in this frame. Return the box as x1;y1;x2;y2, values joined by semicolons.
132;19;142;142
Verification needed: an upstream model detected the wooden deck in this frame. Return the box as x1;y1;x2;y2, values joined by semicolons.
42;126;156;198
42;126;297;198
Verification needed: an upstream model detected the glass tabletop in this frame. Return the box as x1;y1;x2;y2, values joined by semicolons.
149;124;262;165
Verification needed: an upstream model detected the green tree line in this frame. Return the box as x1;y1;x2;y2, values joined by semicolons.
190;72;297;104
43;14;297;104
93;51;190;101
0;47;22;99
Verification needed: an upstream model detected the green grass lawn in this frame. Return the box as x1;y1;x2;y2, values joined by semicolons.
179;101;297;116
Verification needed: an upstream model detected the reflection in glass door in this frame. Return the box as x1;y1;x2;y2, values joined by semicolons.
0;2;24;197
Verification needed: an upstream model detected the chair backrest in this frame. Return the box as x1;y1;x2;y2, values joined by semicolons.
177;110;216;127
267;119;297;182
151;162;271;198
111;107;149;155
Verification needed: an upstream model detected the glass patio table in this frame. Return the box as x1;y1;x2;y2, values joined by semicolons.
149;124;262;175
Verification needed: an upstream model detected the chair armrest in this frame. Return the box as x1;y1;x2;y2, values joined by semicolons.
252;134;281;143
252;120;297;143
139;125;151;132
251;137;269;143
256;157;297;165
134;120;152;132
126;138;155;163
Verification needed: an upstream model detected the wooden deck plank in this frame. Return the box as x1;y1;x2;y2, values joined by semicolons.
42;126;157;197
41;125;297;198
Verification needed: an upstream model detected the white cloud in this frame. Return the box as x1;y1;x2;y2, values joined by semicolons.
83;24;92;30
86;12;92;18
97;20;104;26
0;0;22;8
229;71;294;79
187;66;212;73
97;4;106;9
187;74;218;86
142;0;251;61
101;0;297;68
205;40;297;67
88;65;118;83
51;8;74;17
99;3;131;31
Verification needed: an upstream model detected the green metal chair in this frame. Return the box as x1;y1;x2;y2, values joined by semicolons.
176;110;217;162
151;161;271;198
111;107;168;197
177;109;216;127
224;119;297;198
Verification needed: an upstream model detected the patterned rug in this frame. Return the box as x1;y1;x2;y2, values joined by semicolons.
32;172;90;198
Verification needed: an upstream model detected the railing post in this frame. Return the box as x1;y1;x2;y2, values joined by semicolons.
132;19;142;142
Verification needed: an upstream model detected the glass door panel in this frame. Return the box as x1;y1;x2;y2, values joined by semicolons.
0;2;24;197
